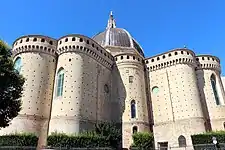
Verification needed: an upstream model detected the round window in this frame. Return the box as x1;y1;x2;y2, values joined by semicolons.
152;86;159;94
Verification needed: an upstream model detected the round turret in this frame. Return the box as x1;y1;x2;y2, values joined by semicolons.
195;55;225;131
146;48;206;148
195;55;221;72
48;34;114;134
114;53;150;148
0;35;57;137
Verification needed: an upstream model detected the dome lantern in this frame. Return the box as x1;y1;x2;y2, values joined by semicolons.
106;11;116;29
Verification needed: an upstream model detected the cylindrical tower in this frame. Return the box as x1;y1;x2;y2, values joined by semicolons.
0;35;57;137
195;55;225;130
92;12;149;148
146;49;206;149
114;53;150;148
48;34;114;134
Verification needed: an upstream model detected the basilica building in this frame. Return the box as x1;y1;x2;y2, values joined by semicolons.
1;12;225;149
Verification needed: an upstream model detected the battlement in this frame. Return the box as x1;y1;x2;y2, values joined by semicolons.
145;48;196;72
195;55;221;72
114;53;144;67
12;35;58;57
57;34;114;69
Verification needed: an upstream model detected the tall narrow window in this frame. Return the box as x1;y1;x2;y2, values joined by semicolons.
14;57;22;73
132;126;138;134
56;68;64;97
178;135;187;147
131;100;136;118
211;74;220;105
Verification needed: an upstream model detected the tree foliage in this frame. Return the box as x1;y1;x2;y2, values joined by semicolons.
0;133;38;146
47;132;110;148
191;131;225;145
94;122;122;148
0;40;25;128
131;132;154;150
47;122;122;148
0;122;122;148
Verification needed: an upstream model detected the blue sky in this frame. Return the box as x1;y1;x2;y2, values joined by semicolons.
1;0;225;75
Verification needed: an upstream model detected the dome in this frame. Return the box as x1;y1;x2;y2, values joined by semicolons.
92;12;144;57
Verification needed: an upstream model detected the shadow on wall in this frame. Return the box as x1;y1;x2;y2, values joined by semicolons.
144;66;154;132
77;55;118;131
75;60;126;133
109;64;126;149
111;63;126;122
195;63;212;131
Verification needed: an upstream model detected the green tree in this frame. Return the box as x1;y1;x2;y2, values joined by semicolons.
132;132;154;150
0;40;25;128
94;122;122;148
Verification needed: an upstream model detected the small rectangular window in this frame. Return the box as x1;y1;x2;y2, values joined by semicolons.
158;142;168;150
129;76;134;83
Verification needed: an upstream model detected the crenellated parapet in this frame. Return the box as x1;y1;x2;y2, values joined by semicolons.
114;53;144;68
57;34;114;69
195;55;221;73
145;48;196;72
12;35;58;57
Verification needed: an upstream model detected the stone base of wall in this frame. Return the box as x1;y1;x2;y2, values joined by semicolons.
48;117;97;135
153;117;206;149
210;118;225;131
0;114;43;136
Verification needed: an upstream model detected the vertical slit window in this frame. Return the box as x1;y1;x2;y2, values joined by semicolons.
56;68;64;97
211;74;220;105
131;100;136;118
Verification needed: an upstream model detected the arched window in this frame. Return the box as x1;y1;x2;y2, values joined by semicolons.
56;68;64;97
14;57;22;73
132;126;138;134
178;135;187;147
223;122;225;129
131;100;136;118
211;74;220;105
